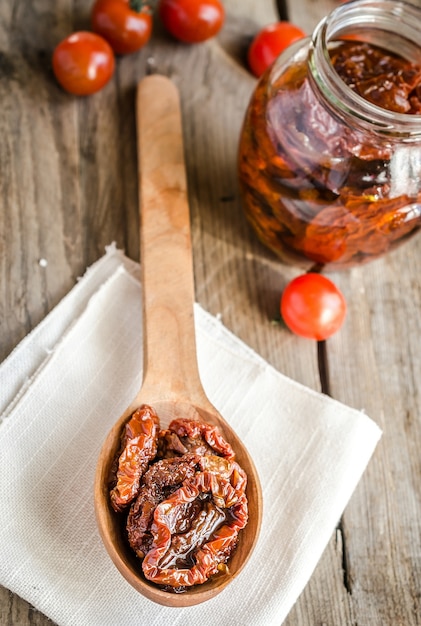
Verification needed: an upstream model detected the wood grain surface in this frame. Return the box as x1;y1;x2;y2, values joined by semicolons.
1;0;421;624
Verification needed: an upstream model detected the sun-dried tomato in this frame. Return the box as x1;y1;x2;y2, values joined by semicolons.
158;418;235;460
109;405;159;513
330;41;421;114
127;454;202;558
141;470;248;587
109;411;249;591
127;453;247;562
200;454;248;493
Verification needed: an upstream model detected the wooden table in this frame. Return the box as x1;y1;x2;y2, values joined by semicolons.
1;0;421;624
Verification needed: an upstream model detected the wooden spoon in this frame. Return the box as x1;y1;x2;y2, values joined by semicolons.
94;74;262;607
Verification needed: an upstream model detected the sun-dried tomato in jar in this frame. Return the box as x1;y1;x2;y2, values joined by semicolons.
238;0;421;269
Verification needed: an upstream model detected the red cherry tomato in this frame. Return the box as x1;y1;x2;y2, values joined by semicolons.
52;31;115;95
248;21;306;78
280;273;346;340
91;0;152;55
158;0;224;44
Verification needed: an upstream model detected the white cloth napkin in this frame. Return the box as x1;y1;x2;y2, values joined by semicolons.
0;245;381;626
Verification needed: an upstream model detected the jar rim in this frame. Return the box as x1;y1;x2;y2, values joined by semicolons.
309;0;421;138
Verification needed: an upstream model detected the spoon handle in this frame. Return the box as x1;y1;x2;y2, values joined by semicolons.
136;75;205;404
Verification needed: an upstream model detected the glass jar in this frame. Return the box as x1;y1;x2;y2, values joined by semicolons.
238;0;421;269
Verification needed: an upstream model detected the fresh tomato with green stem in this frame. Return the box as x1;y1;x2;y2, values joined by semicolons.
52;31;115;95
248;21;306;78
280;273;346;340
91;0;152;55
158;0;224;44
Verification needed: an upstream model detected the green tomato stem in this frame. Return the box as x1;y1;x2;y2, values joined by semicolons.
129;0;154;13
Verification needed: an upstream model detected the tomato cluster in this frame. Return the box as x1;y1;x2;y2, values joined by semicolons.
52;0;225;95
52;1;307;95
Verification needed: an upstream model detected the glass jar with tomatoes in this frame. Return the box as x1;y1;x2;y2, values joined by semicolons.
238;0;421;269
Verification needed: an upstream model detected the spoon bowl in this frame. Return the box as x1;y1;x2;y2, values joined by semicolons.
94;74;262;607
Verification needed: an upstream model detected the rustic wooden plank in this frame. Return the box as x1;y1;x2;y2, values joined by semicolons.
0;0;84;623
286;0;336;32
284;1;421;624
0;1;88;364
330;237;421;625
